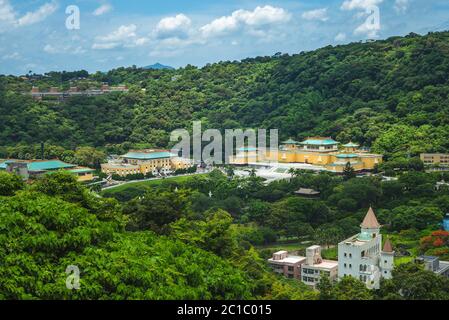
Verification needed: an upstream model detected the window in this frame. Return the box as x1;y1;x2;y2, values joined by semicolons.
349;264;352;268
344;263;347;268
288;266;294;272
344;253;347;257
384;260;387;264
349;253;352;258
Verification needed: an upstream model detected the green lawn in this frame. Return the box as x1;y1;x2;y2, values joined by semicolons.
101;174;208;200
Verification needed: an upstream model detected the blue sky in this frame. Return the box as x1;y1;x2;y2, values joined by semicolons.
0;0;448;75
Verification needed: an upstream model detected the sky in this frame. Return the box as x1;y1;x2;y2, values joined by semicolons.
0;0;448;75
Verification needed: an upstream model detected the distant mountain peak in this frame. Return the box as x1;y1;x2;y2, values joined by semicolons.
143;63;174;70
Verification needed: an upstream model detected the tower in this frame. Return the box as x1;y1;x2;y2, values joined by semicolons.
360;207;381;238
380;238;394;280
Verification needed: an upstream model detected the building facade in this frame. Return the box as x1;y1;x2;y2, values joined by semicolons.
101;149;193;177
420;153;449;167
416;256;449;278
229;137;382;172
268;245;338;288
0;159;95;182
338;207;394;289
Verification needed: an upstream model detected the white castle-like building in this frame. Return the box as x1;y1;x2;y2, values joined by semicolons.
338;207;394;289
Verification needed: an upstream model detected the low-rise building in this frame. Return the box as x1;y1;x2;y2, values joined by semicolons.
421;153;449;167
0;159;95;182
268;251;305;280
268;245;338;288
101;149;194;177
416;256;449;278
229;138;382;172
338;207;394;289
301;246;338;288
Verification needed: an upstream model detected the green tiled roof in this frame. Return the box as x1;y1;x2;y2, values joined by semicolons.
357;232;373;241
122;151;174;160
28;160;76;171
336;154;359;159
0;160;76;171
343;142;360;148
299;138;338;146
282;139;299;145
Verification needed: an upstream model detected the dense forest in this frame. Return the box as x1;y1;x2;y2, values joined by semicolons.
1;31;449;160
2;170;449;300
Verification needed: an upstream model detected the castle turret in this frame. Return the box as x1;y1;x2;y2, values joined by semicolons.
361;207;381;237
380;238;394;279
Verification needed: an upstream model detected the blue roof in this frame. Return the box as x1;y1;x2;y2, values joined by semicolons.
300;138;339;146
28;160;76;171
337;154;359;159
0;160;76;171
357;231;373;241
122;151;174;160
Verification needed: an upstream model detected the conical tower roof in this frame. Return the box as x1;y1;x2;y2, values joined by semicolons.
383;238;393;253
360;207;381;229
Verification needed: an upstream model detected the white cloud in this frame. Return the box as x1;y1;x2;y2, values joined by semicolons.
0;0;16;27
98;24;137;42
335;32;347;41
44;44;86;55
0;0;57;30
93;24;149;50
17;1;58;27
155;14;192;39
341;0;383;11
354;12;381;38
302;8;329;22
200;5;291;38
2;51;20;60
93;3;112;16
341;0;382;38
92;42;118;50
394;0;409;13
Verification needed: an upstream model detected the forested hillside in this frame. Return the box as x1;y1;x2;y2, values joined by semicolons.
1;31;449;159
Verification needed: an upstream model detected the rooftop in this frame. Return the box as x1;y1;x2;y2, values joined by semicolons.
299;137;339;146
0;160;76;171
336;153;359;159
122;150;175;160
309;259;339;270
383;238;394;253
282;139;299;145
268;255;306;265
361;207;381;229
343;142;360;148
295;188;320;196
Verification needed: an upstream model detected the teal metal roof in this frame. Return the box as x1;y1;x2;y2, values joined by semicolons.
122;151;174;160
28;160;76;171
282;139;299;145
299;138;338;145
357;232;372;241
337;154;359;159
343;142;360;148
0;160;76;171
